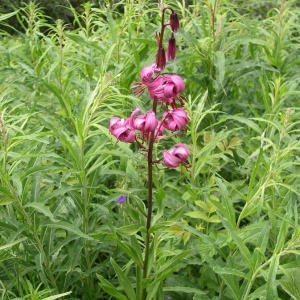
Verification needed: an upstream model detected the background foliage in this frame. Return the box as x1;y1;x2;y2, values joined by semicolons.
0;0;300;299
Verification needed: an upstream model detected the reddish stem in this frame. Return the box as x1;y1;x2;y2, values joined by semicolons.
142;97;158;299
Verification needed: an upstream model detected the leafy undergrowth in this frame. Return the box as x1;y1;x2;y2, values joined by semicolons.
0;0;300;299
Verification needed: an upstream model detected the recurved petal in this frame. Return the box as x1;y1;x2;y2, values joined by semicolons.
144;111;158;132
163;149;181;168
109;117;121;129
170;74;185;92
118;130;136;143
173;143;190;160
164;83;176;98
126;108;140;128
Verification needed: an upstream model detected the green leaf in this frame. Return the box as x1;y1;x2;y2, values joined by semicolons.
0;194;14;205
280;268;300;300
45;221;91;240
42;291;72;300
185;211;207;219
185;211;220;223
266;255;279;300
212;265;246;279
117;224;141;236
109;234;143;268
274;217;288;253
25;202;56;222
222;115;261;134
163;286;206;295
0;11;18;21
110;258;136;300
0;237;27;251
153;251;189;284
97;274;127;300
214;177;236;226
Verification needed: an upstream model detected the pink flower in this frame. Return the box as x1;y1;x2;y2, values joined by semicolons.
132;68;184;105
147;74;185;103
140;64;159;84
170;11;179;32
163;144;189;168
132;110;158;133
109;117;136;143
167;33;176;61
131;64;160;96
163;108;188;131
141;121;165;141
127;108;140;128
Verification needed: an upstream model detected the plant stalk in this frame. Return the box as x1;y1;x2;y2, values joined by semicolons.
142;7;166;298
142;97;158;299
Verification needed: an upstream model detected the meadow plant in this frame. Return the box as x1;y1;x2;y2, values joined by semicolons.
108;3;189;299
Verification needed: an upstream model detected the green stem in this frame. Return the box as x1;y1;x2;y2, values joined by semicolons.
79;135;94;297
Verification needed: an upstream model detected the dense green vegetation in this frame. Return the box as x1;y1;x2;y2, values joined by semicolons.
0;0;300;299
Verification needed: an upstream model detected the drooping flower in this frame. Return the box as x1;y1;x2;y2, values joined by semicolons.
116;195;128;204
132;110;158;133
163;143;189;168
163;108;188;131
109;117;136;143
156;47;166;70
147;74;185;103
167;33;176;61
140;64;159;84
131;64;160;96
169;11;180;32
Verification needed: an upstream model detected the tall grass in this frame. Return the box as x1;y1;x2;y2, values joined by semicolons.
0;0;300;299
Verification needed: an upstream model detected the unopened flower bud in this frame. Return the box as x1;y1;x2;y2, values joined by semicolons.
167;33;176;61
170;11;179;32
156;47;166;70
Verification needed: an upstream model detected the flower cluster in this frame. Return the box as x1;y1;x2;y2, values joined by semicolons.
109;7;189;169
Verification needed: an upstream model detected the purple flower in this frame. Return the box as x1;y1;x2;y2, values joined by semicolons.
116;195;128;204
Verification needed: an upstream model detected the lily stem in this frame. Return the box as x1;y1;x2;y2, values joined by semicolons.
142;97;158;300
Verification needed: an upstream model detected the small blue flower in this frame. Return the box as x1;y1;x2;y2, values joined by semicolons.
252;155;257;159
116;195;128;204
